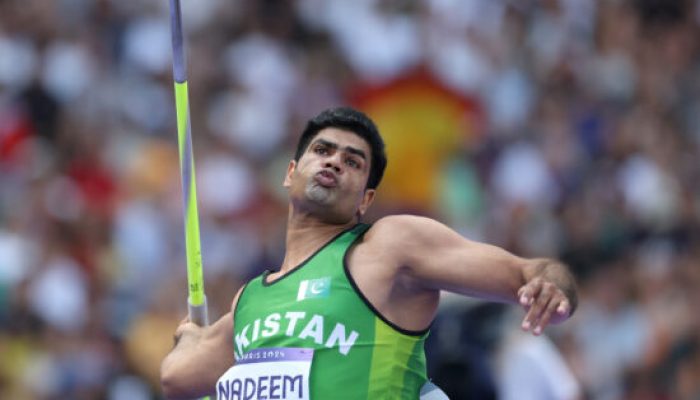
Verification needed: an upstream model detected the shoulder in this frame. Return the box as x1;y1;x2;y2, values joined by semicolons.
365;215;417;243
363;215;451;254
368;214;450;240
365;214;475;259
369;214;435;232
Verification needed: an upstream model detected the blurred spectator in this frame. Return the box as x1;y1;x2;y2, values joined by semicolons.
496;310;581;400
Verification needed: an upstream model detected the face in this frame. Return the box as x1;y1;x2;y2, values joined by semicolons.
284;128;376;223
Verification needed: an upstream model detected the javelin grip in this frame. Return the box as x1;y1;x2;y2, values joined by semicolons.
188;296;209;327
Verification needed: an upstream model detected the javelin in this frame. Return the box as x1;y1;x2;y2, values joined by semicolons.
168;0;208;327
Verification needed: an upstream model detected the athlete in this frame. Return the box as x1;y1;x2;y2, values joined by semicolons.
160;107;578;399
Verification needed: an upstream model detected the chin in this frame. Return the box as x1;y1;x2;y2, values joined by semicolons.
305;184;335;204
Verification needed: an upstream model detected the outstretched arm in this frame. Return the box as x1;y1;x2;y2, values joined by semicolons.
373;215;577;334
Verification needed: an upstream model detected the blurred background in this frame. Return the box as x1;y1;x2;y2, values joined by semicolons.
1;0;700;399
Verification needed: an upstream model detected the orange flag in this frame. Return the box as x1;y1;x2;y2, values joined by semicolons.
351;70;483;211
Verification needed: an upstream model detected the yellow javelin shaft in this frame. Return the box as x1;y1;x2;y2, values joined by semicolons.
170;0;208;327
174;81;206;309
170;3;211;400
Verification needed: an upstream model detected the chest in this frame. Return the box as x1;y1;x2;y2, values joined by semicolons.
234;262;375;358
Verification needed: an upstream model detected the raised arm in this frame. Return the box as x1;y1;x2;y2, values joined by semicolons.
373;215;577;334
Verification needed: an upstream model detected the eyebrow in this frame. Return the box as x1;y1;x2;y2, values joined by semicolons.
312;138;367;160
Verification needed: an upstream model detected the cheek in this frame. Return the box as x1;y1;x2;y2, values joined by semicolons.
349;179;369;202
294;161;312;178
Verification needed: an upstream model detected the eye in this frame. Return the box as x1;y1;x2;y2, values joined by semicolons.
345;157;360;169
314;145;328;155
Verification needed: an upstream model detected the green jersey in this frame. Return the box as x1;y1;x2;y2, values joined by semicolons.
232;223;429;399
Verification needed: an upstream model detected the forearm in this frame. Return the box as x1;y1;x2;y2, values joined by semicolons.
522;258;578;315
161;315;234;399
161;330;212;399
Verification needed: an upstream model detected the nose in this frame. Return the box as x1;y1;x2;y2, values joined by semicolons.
324;153;342;172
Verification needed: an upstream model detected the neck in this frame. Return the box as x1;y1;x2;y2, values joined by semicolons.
280;205;357;272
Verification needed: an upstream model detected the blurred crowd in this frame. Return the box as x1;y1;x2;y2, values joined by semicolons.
1;0;700;399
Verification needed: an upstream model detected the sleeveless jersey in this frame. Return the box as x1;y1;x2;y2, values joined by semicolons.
232;223;429;399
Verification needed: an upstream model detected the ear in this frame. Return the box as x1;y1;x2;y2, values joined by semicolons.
283;160;297;188
357;189;376;217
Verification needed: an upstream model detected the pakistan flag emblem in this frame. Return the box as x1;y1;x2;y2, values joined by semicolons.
297;277;331;301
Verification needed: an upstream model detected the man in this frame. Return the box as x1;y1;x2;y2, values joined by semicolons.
160;107;577;399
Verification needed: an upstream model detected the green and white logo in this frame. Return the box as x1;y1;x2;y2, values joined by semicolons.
297;277;331;301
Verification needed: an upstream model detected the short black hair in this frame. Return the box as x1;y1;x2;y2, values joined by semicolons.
294;107;387;189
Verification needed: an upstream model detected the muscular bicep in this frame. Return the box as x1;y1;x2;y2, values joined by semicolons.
376;215;527;303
